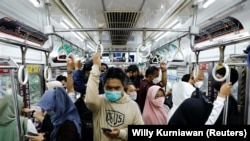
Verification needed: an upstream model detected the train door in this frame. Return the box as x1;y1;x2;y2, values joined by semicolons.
25;64;45;108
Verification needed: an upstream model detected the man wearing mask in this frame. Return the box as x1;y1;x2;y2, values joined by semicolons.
125;64;144;92
137;62;167;113
167;68;204;123
85;53;144;141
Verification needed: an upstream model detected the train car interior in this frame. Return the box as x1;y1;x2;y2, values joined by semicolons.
0;0;250;136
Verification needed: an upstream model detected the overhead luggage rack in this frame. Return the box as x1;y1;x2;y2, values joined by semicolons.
0;17;48;45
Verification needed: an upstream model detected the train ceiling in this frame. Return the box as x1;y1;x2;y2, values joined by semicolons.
39;0;248;52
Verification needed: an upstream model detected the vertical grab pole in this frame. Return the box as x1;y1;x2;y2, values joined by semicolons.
211;46;230;125
11;68;22;141
244;67;250;124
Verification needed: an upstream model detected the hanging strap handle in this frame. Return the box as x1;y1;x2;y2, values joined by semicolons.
18;44;29;85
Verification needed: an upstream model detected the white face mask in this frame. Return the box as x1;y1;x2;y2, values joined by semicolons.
128;92;137;100
152;78;161;84
194;81;203;88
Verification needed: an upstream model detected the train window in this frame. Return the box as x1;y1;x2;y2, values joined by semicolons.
200;72;209;95
0;73;20;99
166;69;178;90
28;74;41;105
0;75;11;97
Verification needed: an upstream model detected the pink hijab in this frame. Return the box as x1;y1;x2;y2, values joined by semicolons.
142;85;169;125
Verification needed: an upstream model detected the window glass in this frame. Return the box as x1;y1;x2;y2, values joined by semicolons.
28;74;41;105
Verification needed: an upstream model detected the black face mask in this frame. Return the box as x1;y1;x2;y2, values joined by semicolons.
212;81;222;91
130;76;135;80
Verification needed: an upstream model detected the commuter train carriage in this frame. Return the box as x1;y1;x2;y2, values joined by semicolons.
0;0;250;126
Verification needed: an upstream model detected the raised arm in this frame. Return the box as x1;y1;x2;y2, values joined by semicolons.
85;53;102;112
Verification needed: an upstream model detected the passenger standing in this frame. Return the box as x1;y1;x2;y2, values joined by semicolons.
168;67;239;125
125;64;144;92
56;75;67;89
137;62;167;113
38;87;82;141
168;82;232;125
85;53;144;141
124;82;137;101
73;59;105;141
0;94;38;141
167;69;204;123
210;67;240;125
142;85;169;124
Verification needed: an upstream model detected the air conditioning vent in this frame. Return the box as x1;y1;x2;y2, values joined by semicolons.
103;11;141;45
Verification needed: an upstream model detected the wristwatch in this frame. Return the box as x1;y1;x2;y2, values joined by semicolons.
67;70;72;74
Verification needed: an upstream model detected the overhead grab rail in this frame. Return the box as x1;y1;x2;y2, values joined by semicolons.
0;56;21;141
18;39;29;85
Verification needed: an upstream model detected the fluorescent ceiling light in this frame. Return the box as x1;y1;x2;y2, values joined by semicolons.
154;19;181;42
60;22;69;29
62;19;75;28
87;45;96;51
202;0;216;8
60;21;85;42
72;32;84;42
166;19;180;28
29;0;41;7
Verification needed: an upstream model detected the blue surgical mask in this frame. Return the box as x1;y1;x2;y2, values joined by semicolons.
105;91;122;102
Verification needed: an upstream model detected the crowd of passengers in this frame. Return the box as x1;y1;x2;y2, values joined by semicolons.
0;52;241;141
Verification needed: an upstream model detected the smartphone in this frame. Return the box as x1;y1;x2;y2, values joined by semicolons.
101;127;112;132
26;132;39;136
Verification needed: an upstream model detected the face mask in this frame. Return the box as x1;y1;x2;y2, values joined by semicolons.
152;77;161;84
128;92;137;100
47;110;56;117
212;81;222;91
130;76;135;80
105;91;122;102
152;97;165;107
194;81;203;88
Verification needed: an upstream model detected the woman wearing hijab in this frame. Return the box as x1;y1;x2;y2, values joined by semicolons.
142;85;169;124
0;94;38;141
38;87;82;141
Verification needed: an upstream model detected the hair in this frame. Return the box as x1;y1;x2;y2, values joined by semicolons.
216;67;238;85
181;74;190;82
124;81;135;92
56;75;67;82
126;64;139;73
145;66;159;77
103;67;128;86
83;59;93;72
101;63;108;69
